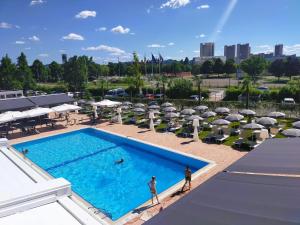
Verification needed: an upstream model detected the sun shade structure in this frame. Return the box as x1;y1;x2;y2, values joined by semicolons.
164;112;179;119
0;98;35;112
164;107;177;113
0;111;28;124
194;105;208;112
225;114;244;122
239;109;256;116
282;128;300;137
134;103;145;108
243;123;264;130
92;99;121;107
201;111;216;118
28;94;74;107
133;108;145;113
161;102;173;107
23;107;54;118
292;121;300;129
256;117;277;127
268;111;286;118
180;109;195;115
51;104;81;113
211;119;231;126
215;107;230;115
144;172;300;225
122;101;132;106
227;138;300;175
148;105;160;110
186;115;203;121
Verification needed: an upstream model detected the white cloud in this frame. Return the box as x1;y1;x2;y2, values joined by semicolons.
38;53;49;57
25;47;31;50
111;25;130;34
29;35;40;41
15;41;25;45
59;50;66;53
62;33;84;41
193;50;200;53
75;10;97;19
146;5;154;14
255;45;273;54
168;42;175;46
82;44;126;56
30;0;46;6
179;50;184;53
147;44;166;48
196;33;206;38
284;44;300;55
197;4;210;9
160;0;190;9
0;22;12;29
96;27;107;32
130;32;135;35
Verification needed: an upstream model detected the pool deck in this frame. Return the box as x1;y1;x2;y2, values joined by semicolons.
6;114;246;225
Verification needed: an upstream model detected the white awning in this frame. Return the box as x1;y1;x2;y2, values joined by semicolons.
0;111;28;124
23;107;54;118
92;99;122;108
51;104;81;113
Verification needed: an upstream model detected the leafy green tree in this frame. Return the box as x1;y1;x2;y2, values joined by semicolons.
200;60;213;75
240;56;266;83
125;76;135;101
224;59;236;87
241;75;252;109
191;64;201;75
132;52;144;94
168;78;193;99
17;52;36;93
64;56;88;91
0;55;21;89
31;59;48;82
48;61;62;82
268;59;285;82
213;58;224;76
193;75;203;104
284;57;300;80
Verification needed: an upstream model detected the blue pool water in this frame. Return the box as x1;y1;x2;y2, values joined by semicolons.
13;128;208;220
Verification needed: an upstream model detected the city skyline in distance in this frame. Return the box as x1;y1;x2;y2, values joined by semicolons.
0;0;299;64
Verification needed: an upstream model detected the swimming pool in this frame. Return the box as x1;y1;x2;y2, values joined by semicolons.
13;128;210;221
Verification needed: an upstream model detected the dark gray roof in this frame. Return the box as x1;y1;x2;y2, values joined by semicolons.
0;98;35;112
28;94;74;107
226;138;300;175
144;173;300;225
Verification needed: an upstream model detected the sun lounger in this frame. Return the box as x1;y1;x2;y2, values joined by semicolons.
216;134;229;144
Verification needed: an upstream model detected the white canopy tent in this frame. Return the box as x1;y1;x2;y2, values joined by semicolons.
92;100;121;108
51;104;81;113
23;107;54;118
0;111;28;124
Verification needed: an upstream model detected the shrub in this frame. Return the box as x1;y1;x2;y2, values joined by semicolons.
167;78;193;99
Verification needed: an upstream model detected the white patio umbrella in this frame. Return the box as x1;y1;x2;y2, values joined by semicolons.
186;115;203;121
239;109;256;116
211;119;231;126
225;114;244;122
268;111;286;118
92;100;121;108
133;108;145;114
149;111;155;132
194;105;208;112
117;107;122;124
24;107;54;118
122;101;133;106
181;108;196;115
256;117;277;127
215;107;230;115
201;111;216;118
164;107;177;113
282;128;300;137
164;112;179;119
193;118;200;142
243;123;264;130
292;121;300;129
51;104;81;113
148;105;160;110
134;103;145;108
161;102;173;108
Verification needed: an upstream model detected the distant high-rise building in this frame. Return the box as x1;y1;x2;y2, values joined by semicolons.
237;43;250;61
200;42;215;57
275;44;283;57
224;45;236;60
62;54;68;64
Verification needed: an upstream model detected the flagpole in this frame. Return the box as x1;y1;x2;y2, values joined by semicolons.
151;53;154;76
158;52;161;76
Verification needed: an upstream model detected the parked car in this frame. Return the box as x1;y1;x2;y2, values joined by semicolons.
145;94;155;100
257;86;269;91
190;95;204;101
282;98;295;105
154;94;165;99
105;88;128;98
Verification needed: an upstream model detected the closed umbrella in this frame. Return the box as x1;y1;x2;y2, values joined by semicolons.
282;128;300;137
181;108;195;115
149;111;155;132
164;107;177;113
201;111;216;118
134;103;145;108
215;107;230;115
148;105;160;110
243;123;264;130
164;112;179;119
186;115;203;121
256;117;277;127
225;114;244;122
268;111;286;118
239;109;256;116
161;102;173;107
211;119;231;126
194;105;208;112
292;121;300;129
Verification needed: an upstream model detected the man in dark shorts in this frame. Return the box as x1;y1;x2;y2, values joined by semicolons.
181;166;192;192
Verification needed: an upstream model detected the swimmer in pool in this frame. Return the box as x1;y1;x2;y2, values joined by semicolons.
115;158;124;164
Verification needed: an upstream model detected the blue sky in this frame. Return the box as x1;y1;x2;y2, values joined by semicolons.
0;0;300;64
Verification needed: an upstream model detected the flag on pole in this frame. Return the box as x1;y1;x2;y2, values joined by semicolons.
151;54;156;64
159;54;164;63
